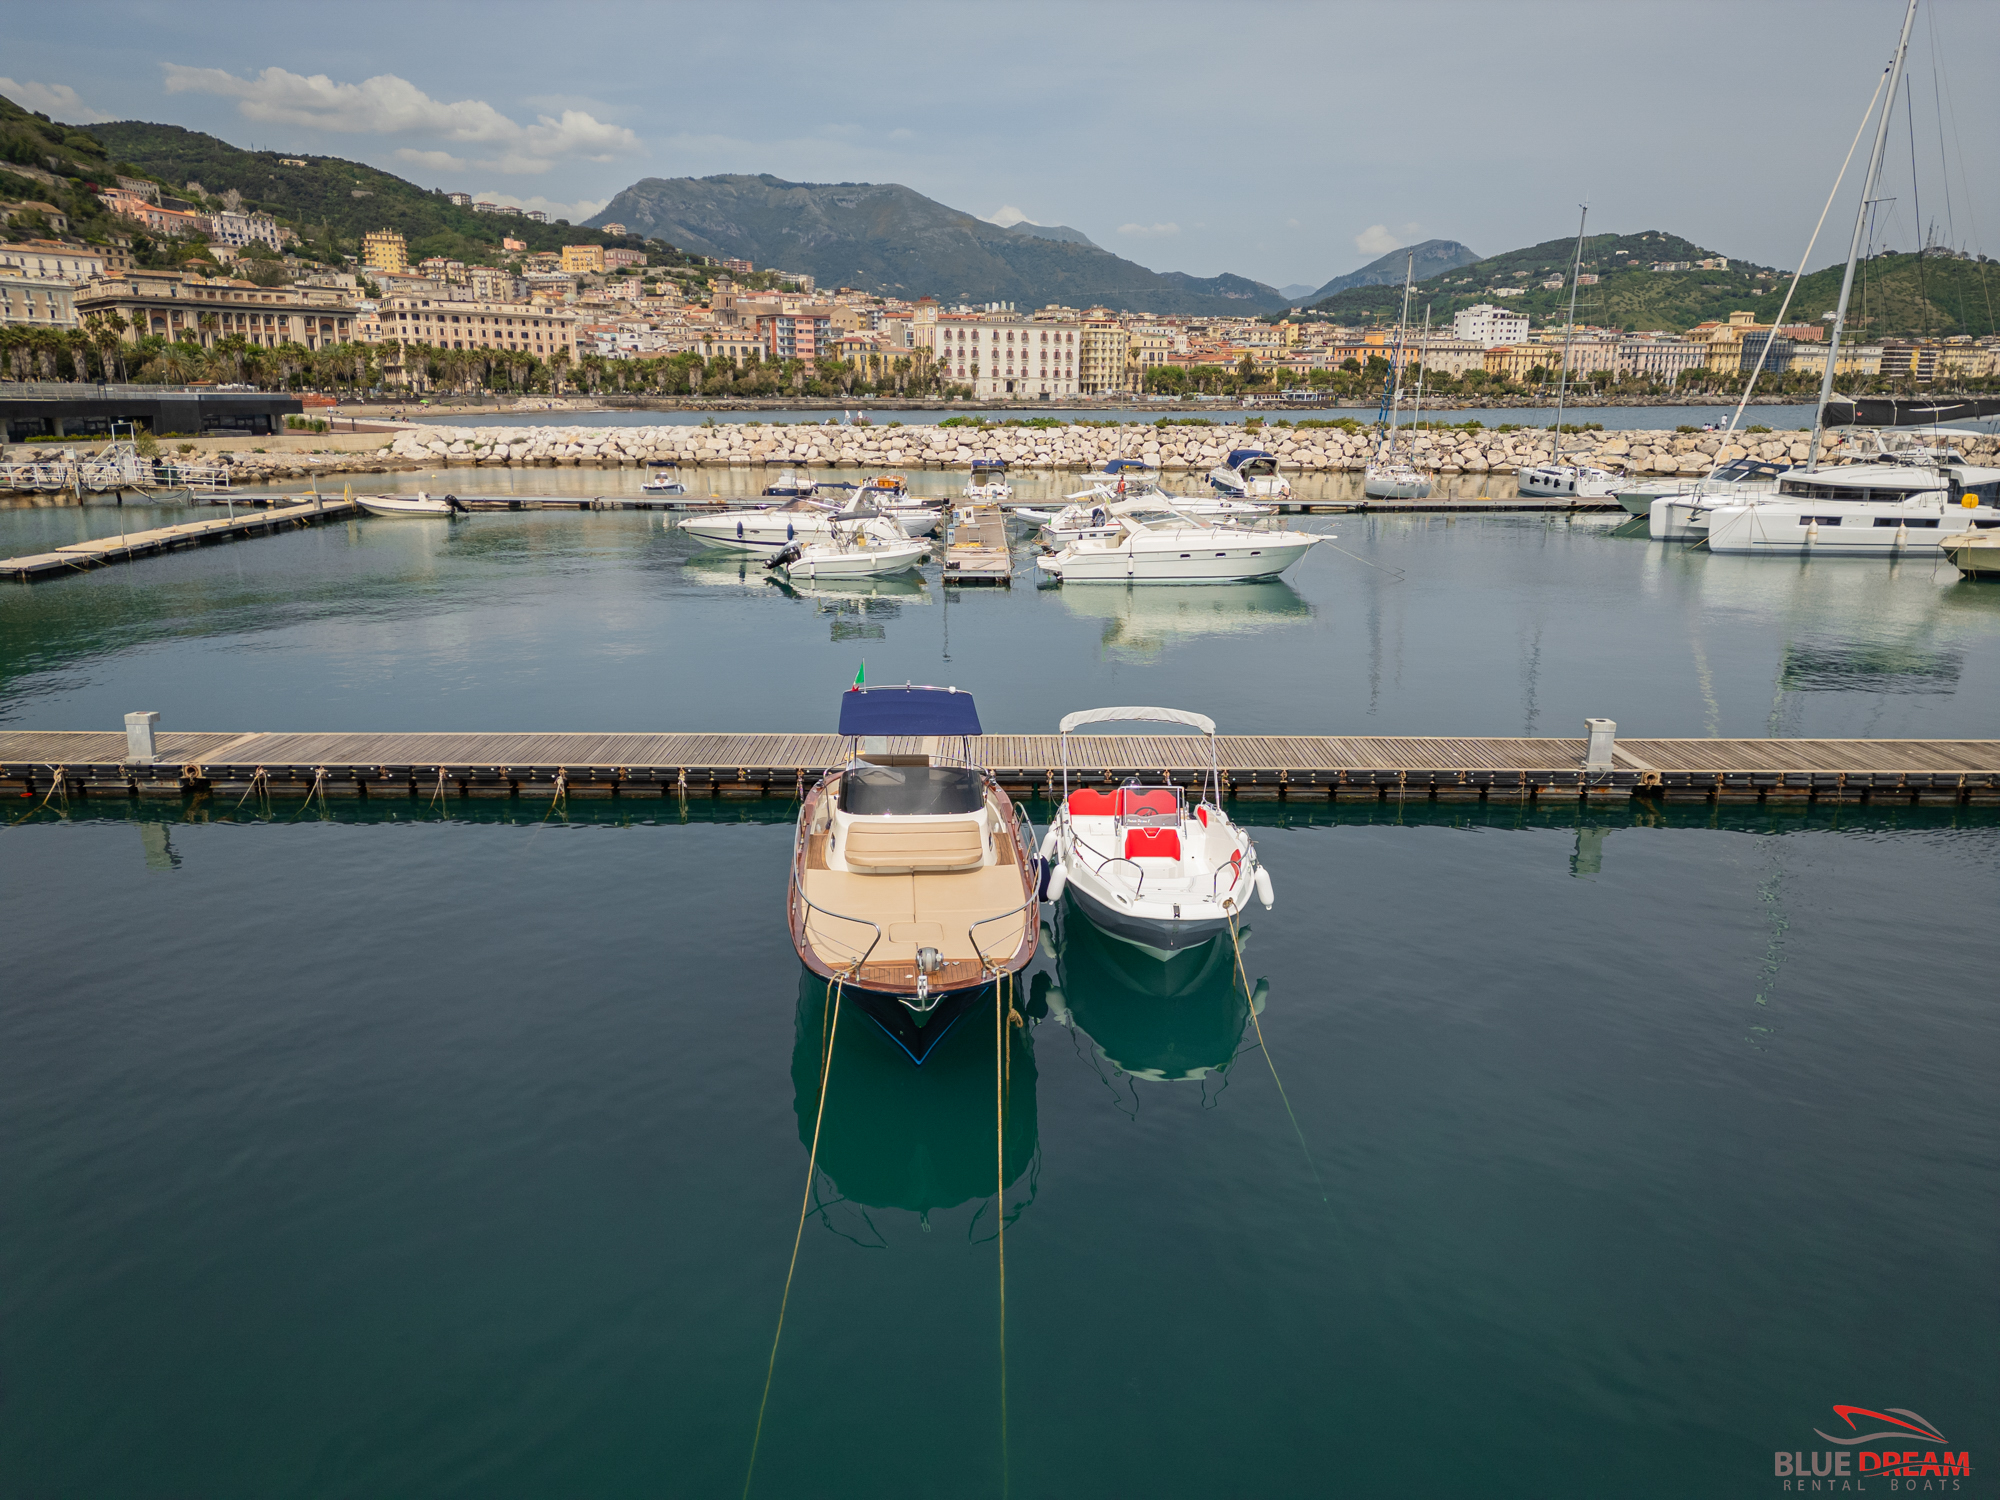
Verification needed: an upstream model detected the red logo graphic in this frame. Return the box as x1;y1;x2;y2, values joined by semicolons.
1775;1406;1971;1490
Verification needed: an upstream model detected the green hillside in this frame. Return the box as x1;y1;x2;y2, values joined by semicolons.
1305;227;1998;338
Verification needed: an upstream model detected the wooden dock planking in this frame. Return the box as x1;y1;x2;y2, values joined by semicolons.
0;499;358;581
3;730;1996;805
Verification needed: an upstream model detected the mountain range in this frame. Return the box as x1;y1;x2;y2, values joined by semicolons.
1298;239;1483;304
589;174;1293;315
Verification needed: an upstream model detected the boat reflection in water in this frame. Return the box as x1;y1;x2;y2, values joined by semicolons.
1051;578;1311;659
792;973;1037;1227
1036;903;1265;1084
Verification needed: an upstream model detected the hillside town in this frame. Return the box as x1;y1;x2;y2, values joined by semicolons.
4;178;1997;405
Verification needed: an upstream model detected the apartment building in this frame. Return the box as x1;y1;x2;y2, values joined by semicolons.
0;271;79;330
603;248;647;271
77;270;355;348
930;313;1079;397
207;210;284;251
368;294;578;363
362;229;409;275
560;244;606;275
1077;314;1126;395
1788;343;1883;379
1125;325;1176;388
0;240;106;283
1452;303;1529;347
1618;337;1707;382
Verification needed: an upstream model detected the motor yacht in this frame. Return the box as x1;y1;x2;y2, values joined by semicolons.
1206;448;1292;502
1035;502;1321;583
679;496;843;552
1039;706;1274;957
642;465;687;494
848;474;944;536
789;685;1039;1063
1029;487;1275;545
767;517;931;579
1616;457;1788;516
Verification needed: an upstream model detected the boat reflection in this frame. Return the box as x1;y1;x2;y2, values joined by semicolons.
1779;639;1962;694
1036;904;1263;1083
791;973;1036;1220
1053;578;1310;658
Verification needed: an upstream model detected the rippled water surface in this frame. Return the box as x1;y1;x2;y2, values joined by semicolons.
2;482;1997;1498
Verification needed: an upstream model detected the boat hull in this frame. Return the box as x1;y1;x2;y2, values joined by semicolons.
780;543;930;578
1703;501;1957;556
1940;530;2000;578
1518;465;1618;499
1363;468;1433;500
1068;882;1230;956
357;497;457;517
1037;536;1317;584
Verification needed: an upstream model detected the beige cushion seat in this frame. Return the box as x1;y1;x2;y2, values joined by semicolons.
801;862;1027;966
842;817;984;873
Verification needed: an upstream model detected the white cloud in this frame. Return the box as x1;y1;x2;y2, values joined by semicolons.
986;205;1033;227
472;191;611;224
160;65;637;176
396;148;468;173
1118;222;1180;237
0;77;111;123
1354;224;1402;256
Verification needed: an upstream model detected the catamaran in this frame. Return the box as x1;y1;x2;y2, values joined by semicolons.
789;684;1039;1063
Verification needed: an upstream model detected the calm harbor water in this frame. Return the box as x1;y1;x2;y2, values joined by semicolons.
2;483;1996;1497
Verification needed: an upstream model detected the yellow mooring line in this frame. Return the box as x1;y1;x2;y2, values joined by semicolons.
742;976;843;1500
1227;912;1329;1204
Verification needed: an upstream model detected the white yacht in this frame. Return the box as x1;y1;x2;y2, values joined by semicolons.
1035;501;1322;584
768;517;931;579
680;496;844;552
1616;457;1788;516
1040;707;1274;956
1518;462;1621;499
1032;488;1274;546
848;474;943;537
1206;448;1292;503
1700;455;2000;556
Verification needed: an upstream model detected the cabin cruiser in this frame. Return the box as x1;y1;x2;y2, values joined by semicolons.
1517;461;1620;499
641;465;687;494
1040;707;1274;956
1035;501;1321;583
1652;442;2000;551
789;684;1039;1063
1615;457;1788;516
761;469;814;498
965;458;1012;503
767;516;930;579
851;474;944;537
680;496;848;552
1206;448;1292;502
1028;487;1275;544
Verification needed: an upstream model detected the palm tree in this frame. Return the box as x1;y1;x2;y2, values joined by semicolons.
549;347;572;395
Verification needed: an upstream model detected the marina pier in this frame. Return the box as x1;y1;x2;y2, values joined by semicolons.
0;495;357;580
4;729;1995;807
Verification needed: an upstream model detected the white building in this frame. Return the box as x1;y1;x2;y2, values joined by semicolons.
1453;303;1529;348
0;240;106;284
0;271;79;330
929;312;1078;397
207;210;284;252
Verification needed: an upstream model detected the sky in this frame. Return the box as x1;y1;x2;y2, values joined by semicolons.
6;0;1996;293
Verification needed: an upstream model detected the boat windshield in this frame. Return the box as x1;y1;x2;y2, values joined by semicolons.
840;764;987;816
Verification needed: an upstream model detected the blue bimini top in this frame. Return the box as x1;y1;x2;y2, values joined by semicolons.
838;684;982;737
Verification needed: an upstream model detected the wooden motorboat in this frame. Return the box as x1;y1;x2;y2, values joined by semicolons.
789;685;1039;1062
356;491;468;517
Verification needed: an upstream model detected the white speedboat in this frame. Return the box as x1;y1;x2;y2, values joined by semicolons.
848;474;944;536
357;491;468;517
1040;707;1273;956
1206;448;1292;502
1616;457;1788;516
761;469;813;498
1940;526;2000;578
1036;488;1274;546
1035;502;1321;583
768;516;929;579
679;496;841;552
1517;462;1620;499
966;459;1012;502
1362;461;1432;500
642;466;687;494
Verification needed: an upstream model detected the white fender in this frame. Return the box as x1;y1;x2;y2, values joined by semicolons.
1046;864;1068;902
1039;827;1059;861
1253;865;1274;909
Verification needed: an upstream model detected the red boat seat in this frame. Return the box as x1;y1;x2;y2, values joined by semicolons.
1119;788;1178;819
1124;827;1181;860
1067;788;1119;816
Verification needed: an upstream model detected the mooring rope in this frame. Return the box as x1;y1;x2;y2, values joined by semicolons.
6;764;68;827
1227;911;1329;1204
1321;538;1406;583
743;976;843;1500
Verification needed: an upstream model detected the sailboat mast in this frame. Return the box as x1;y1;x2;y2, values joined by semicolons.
1550;204;1587;471
1411;303;1432;442
1807;0;1919;472
1382;252;1415;463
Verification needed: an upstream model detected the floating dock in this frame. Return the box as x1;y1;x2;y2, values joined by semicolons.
942;505;1013;584
4;731;1995;806
1;497;357;581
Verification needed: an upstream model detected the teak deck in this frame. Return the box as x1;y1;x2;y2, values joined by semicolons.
3;730;1996;805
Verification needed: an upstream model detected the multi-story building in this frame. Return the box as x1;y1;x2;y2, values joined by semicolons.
1452;303;1529;347
1617;337;1707;382
0;240;106;283
362;229;408;276
720;257;753;275
1410;337;1488;377
76;270;355;349
601;222;627;237
0;270;79;330
603;248;647;271
523;270;577;300
1;200;71;234
1077;314;1126;395
206;210;283;252
365;293;578;367
754;309;834;365
929;312;1079;397
446;193;472;207
560;244;606;275
1787;343;1883;379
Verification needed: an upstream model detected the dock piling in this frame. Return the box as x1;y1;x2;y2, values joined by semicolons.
123;711;159;767
1585;718;1617;772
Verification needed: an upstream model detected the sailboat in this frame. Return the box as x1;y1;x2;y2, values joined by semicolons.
1517;206;1620;499
1363;254;1434;500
